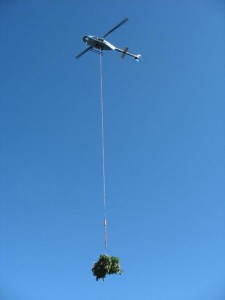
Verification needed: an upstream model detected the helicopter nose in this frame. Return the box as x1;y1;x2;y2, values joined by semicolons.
83;36;89;43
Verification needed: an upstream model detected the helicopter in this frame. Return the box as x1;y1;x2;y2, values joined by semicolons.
76;18;141;61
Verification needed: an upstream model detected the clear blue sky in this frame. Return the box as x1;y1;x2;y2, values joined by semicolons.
1;1;225;299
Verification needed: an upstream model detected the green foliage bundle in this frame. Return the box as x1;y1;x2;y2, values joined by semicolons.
92;254;123;281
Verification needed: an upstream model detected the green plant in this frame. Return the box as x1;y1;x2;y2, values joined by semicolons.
92;254;123;281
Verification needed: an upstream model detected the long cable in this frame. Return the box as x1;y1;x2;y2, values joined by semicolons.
99;49;108;253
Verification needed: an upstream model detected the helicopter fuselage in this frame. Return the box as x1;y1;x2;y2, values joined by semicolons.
83;36;116;51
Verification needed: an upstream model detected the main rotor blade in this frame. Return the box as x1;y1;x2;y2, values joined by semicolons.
103;18;128;38
76;46;93;59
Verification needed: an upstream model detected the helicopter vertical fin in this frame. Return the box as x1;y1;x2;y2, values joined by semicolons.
121;47;128;59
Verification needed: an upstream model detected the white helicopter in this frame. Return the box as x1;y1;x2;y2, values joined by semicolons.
76;18;141;61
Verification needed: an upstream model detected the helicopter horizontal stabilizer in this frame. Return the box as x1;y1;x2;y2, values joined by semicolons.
121;47;128;59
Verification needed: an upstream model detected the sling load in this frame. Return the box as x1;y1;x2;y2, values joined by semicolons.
76;18;141;281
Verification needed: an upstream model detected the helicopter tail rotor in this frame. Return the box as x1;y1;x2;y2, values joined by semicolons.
135;54;141;62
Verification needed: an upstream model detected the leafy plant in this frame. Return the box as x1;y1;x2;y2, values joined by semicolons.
92;254;123;281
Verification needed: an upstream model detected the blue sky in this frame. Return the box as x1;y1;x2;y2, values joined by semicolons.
1;1;225;299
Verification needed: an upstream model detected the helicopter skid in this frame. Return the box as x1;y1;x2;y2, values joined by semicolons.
90;48;104;55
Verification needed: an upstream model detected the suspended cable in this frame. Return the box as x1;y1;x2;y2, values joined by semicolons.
99;49;108;253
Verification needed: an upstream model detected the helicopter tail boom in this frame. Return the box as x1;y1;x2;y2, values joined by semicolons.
116;47;141;61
